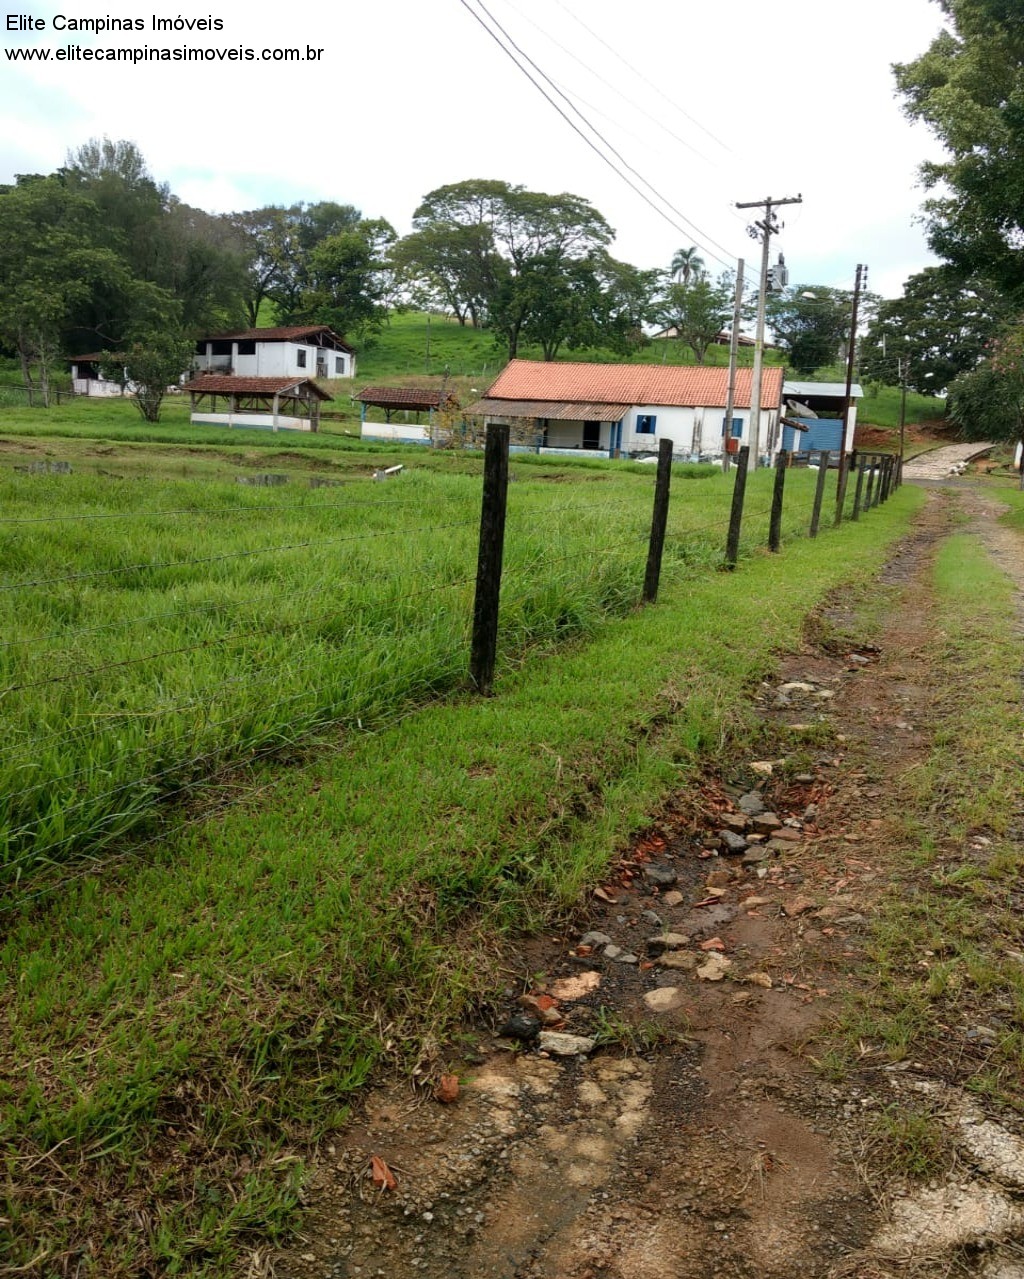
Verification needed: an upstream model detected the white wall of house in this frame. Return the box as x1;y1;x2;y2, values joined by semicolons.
195;341;355;379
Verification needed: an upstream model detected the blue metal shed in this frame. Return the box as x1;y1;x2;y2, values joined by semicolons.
782;416;844;454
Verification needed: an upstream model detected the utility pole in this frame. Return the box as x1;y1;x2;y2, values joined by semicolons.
722;258;745;473
837;263;867;518
897;353;907;486
736;194;802;469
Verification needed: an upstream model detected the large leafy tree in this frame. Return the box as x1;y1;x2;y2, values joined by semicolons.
297;218;398;340
0;176;127;403
655;270;734;364
392;222;499;327
61;138;245;336
860;266;1010;393
895;0;1024;296
402;179;614;358
948;327;1024;481
765;285;862;375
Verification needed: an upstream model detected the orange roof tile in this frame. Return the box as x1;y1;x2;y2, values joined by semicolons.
484;360;783;410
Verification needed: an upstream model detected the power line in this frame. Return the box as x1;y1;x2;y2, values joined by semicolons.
456;0;741;271
548;0;733;154
489;0;719;169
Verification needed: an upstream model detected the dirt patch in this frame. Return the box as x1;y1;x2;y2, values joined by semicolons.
276;489;1024;1279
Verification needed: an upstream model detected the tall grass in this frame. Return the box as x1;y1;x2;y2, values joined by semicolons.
0;459;832;890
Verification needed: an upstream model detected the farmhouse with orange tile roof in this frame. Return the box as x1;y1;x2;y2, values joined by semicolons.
468;359;785;461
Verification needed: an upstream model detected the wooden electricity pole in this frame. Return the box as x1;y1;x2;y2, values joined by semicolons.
722;258;744;473
735;194;802;470
836;263;867;523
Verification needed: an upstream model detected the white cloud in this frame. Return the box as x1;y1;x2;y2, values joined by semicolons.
0;0;949;296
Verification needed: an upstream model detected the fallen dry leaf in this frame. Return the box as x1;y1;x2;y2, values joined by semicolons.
699;937;726;952
370;1155;397;1190
434;1075;460;1105
593;887;618;904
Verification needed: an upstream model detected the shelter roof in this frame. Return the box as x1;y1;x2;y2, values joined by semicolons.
484;360;783;410
181;375;333;400
357;386;458;410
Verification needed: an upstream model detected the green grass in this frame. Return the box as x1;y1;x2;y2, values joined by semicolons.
353;310;786;384
0;472;923;1277
830;520;1024;1103
856;382;947;430
0;453;841;889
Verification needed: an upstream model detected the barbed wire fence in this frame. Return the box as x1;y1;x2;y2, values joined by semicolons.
0;434;901;906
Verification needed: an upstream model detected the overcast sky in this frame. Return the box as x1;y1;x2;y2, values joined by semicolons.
2;0;948;298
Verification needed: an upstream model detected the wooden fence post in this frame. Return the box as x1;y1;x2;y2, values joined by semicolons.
724;445;750;569
768;448;788;552
864;455;877;510
643;438;674;603
834;450;852;527
470;422;510;695
809;450;831;538
851;456;866;521
874;455;889;498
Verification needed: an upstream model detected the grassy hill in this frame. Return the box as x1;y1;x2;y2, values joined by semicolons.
351;311;784;384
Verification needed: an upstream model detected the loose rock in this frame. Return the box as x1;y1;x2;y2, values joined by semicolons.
646;932;691;956
696;953;733;982
643;987;686;1013
538;1031;597;1057
643;865;678;887
499;1014;540;1042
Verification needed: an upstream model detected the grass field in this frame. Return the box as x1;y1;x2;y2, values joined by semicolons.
855;382;947;430
0;457;923;1277
0;445;843;892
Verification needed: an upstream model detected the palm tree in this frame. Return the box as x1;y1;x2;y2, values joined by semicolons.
670;245;705;287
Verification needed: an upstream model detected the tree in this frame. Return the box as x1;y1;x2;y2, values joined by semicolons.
670;245;705;286
61;138;246;337
297;218;398;341
894;0;1024;297
103;326;193;423
860;266;1010;394
765;285;860;375
655;270;734;363
405;179;614;358
0;176;126;404
948;327;1024;484
392;223;498;326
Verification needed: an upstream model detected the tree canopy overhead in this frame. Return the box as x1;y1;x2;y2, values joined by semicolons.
895;0;1024;296
860;266;1011;394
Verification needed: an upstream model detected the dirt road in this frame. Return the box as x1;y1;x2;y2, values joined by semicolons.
277;484;1024;1279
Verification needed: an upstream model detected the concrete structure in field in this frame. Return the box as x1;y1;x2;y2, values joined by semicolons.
357;385;460;444
193;326;355;381
467;359;785;462
69;353;131;397
181;375;332;432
